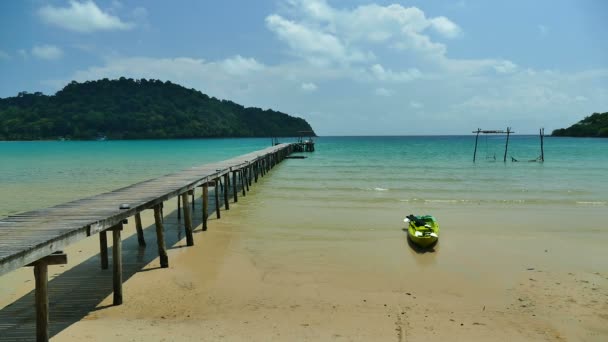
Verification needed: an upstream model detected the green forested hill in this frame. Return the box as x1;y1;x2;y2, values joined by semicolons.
552;112;608;137
0;78;315;140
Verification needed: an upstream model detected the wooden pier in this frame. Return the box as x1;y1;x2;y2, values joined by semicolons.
0;143;295;342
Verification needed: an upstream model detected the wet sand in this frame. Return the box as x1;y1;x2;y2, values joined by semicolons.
1;184;607;341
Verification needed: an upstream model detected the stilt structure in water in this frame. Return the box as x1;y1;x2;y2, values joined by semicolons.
294;130;315;152
473;127;545;163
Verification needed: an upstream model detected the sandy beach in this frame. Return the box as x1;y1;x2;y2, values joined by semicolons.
1;174;606;341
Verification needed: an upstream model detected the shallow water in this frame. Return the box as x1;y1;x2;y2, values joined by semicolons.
0;136;606;218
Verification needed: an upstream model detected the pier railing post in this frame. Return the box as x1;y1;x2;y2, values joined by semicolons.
153;205;169;268
181;192;194;246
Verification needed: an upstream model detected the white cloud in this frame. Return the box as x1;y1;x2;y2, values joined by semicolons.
38;1;133;33
31;45;63;60
219;55;264;75
538;24;549;36
265;14;370;66
375;87;393;96
301;82;318;91
0;50;10;60
17;49;28;58
429;16;462;38
410;101;424;109
370;64;421;82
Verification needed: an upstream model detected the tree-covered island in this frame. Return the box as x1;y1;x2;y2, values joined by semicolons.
552;112;608;137
0;78;315;140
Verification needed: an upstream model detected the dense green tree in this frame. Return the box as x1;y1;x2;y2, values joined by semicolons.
0;78;315;140
552;112;608;137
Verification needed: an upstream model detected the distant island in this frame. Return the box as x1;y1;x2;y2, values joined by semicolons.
0;78;315;140
552;112;608;137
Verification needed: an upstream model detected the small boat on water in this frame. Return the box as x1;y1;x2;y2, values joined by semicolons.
404;214;439;247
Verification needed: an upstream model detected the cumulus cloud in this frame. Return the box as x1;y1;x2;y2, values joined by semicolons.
370;64;421;82
301;82;318;91
31;45;63;60
265;14;370;65
219;55;264;75
38;1;133;33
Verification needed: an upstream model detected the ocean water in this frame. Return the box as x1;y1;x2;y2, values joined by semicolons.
0;136;606;218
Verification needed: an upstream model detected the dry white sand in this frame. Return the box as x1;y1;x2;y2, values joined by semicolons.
1;189;607;341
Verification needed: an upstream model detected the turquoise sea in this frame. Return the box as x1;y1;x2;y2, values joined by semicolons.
0;136;606;218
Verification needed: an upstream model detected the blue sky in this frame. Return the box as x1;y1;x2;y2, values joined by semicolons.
1;0;606;135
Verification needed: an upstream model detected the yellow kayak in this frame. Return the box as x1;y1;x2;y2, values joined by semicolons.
404;215;439;248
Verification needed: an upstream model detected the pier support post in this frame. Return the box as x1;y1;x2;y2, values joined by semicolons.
190;189;195;210
232;171;238;202
240;170;246;196
244;168;250;192
111;224;123;305
177;195;181;220
153;205;169;268
223;174;230;210
202;183;209;231
473;128;480;162
134;212;146;247
99;231;108;270
29;252;67;342
248;165;253;187
181;192;194;246
214;178;221;219
504;127;511;163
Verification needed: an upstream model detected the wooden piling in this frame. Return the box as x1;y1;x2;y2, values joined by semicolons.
473;128;480;162
99;231;108;270
153;205;169;268
223;174;230;210
190;189;195;210
503;127;511;163
177;195;181;220
134;212;146;247
540;128;545;162
34;262;48;342
214;178;221;219
240;170;246;196
202;183;209;231
111;224;123;305
232;171;238;203
181;192;194;246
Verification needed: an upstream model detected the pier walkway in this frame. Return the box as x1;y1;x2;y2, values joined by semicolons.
0;143;295;341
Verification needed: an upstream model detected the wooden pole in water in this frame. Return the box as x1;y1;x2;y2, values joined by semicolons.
34;262;48;342
181;193;194;246
503;127;511;163
111;224;123;305
232;171;238;203
223;174;230;210
214;178;221;219
202;183;209;231
473;128;480;162
244;168;250;191
153;205;169;268
99;231;108;269
134;212;146;247
540;128;545;162
248;165;253;187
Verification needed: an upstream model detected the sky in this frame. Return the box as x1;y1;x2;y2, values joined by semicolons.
0;0;607;135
